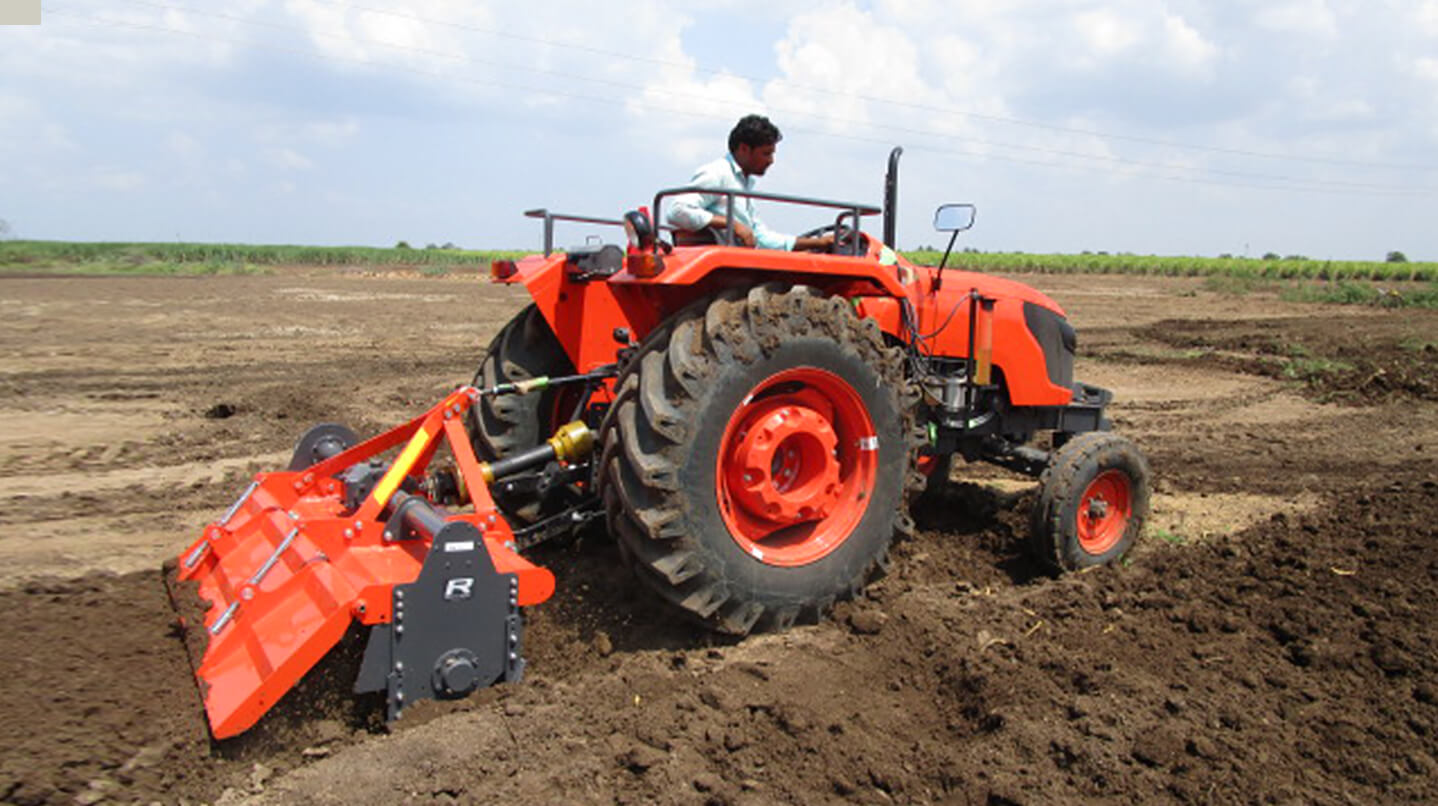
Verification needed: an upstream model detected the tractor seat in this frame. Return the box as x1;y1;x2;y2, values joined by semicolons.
673;227;724;247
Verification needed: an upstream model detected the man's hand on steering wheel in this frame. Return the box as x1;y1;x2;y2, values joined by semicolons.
794;233;836;251
796;223;861;254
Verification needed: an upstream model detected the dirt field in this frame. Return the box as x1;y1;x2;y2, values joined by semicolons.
1;269;1436;805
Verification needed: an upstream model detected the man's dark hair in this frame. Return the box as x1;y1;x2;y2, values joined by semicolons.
728;114;782;153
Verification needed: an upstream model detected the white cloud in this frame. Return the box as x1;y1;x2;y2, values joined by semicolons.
1417;1;1438;36
1255;0;1338;38
167;131;203;160
1075;8;1143;56
1414;56;1438;83
1286;75;1376;122
0;95;76;159
765;4;942;130
268;148;314;171
283;0;360;61
253;118;360;147
627;67;762;165
302;119;360;145
1163;14;1218;77
354;9;432;53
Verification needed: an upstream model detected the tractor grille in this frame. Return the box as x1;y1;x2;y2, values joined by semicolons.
1023;302;1076;389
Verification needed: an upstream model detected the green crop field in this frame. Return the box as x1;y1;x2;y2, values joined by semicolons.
2;240;1433;306
0;240;529;276
900;249;1437;283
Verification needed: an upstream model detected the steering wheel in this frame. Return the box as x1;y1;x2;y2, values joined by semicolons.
797;223;865;255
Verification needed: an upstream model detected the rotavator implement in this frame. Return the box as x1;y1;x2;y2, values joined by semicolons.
169;148;1151;738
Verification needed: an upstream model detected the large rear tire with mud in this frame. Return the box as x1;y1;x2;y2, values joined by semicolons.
468;304;578;523
598;285;921;635
1029;431;1151;572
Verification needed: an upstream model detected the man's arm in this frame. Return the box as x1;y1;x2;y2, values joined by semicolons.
665;162;723;231
749;205;796;251
667;162;758;247
794;233;836;251
666;192;715;231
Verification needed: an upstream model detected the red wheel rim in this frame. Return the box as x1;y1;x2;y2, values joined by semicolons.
1075;469;1132;555
716;368;877;567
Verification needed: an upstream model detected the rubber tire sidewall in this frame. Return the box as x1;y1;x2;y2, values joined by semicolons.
469;304;576;523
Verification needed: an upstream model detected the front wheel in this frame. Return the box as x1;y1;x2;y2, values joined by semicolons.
598;285;921;634
1029;432;1151;572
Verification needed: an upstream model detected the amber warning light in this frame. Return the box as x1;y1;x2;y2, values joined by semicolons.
490;259;518;280
627;252;664;278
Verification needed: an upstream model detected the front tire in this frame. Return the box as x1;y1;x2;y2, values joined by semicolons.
1029;432;1151;572
598;285;921;635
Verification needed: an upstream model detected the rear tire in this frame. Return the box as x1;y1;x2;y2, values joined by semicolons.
468;305;576;523
1029;432;1150;572
598;285;922;635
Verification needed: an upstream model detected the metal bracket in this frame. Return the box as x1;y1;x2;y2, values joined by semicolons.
354;521;523;721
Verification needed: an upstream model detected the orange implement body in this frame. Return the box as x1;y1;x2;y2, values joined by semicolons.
172;388;555;738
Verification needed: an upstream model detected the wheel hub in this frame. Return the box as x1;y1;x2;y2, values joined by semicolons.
728;404;841;524
1086;497;1110;520
1076;470;1132;555
715;367;879;568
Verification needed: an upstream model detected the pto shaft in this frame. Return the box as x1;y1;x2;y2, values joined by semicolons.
481;420;594;483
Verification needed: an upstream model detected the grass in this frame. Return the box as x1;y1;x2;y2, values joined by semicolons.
1201;274;1276;296
0;240;530;275
1277;355;1355;381
1150;527;1188;546
901;250;1437;283
1200;274;1438;310
1278;280;1438;309
4;241;1433;308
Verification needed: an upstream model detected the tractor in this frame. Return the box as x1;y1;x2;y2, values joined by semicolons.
169;148;1150;739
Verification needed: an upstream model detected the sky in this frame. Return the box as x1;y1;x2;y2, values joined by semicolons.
2;0;1436;260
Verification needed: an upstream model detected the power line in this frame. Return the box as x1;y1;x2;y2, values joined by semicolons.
100;0;1434;191
288;0;1438;173
42;6;1433;198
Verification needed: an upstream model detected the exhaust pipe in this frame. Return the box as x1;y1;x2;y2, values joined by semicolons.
883;146;902;249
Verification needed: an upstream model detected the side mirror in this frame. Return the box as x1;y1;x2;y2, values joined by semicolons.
933;203;976;233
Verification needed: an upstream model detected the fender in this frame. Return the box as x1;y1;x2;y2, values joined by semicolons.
496;239;1074;407
496;236;910;374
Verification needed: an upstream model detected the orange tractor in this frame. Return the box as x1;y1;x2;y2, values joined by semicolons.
170;149;1150;738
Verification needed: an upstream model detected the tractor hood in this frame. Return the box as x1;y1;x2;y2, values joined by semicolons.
915;265;1067;318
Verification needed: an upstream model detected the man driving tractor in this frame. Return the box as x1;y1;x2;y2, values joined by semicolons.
667;114;836;251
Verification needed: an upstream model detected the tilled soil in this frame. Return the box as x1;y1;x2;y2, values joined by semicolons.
1;270;1436;804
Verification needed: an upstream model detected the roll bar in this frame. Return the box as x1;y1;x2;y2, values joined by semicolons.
526;187;882;258
651;187;881;257
523;209;626;257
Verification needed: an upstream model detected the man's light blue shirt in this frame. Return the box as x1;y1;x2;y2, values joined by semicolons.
666;154;797;251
